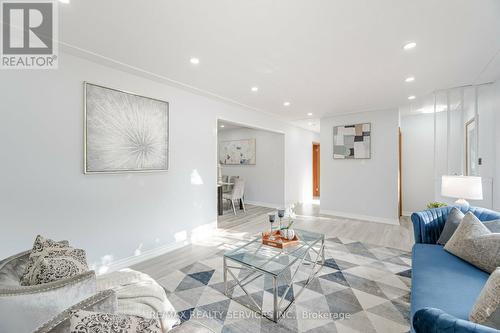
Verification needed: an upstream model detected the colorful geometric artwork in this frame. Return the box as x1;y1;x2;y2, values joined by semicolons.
333;123;371;159
219;139;256;165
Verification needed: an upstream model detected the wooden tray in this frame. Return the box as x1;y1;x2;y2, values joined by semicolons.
262;230;300;249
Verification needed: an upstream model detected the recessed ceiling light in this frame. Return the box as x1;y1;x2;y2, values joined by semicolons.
59;0;70;3
307;112;313;116
403;42;417;50
408;95;416;100
405;76;415;83
283;102;291;107
189;57;200;65
251;86;259;92
220;125;225;128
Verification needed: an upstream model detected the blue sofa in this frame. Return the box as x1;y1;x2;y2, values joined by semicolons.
411;206;500;333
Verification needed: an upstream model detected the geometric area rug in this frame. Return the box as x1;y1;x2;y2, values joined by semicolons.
157;237;412;333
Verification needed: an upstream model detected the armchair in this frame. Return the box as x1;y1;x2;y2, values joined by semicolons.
0;250;97;333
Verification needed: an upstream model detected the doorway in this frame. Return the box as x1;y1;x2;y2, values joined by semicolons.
313;143;320;197
216;119;285;228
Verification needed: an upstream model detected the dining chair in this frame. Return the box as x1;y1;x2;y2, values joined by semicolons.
223;179;246;215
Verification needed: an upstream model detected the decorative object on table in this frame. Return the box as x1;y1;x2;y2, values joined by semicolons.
279;220;295;240
84;82;169;174
279;228;296;241
277;208;285;231
333;123;371;159
262;230;299;249
219;139;256;165
427;202;447;209
441;175;483;208
267;213;276;240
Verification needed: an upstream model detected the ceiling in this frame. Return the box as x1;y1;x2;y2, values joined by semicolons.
217;120;250;131
59;0;500;132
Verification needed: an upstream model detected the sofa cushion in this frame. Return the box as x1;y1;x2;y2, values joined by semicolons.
21;235;70;285
437;207;465;245
470;268;500;329
30;254;89;285
444;212;500;273
411;244;489;322
69;310;161;333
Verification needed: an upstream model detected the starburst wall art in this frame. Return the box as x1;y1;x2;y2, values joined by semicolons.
84;83;169;173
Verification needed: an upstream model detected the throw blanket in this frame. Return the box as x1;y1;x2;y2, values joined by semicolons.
97;268;180;332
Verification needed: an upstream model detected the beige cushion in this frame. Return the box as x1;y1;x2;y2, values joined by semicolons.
444;212;500;273
30;254;89;285
470;268;500;329
21;235;88;286
70;309;162;333
21;235;70;285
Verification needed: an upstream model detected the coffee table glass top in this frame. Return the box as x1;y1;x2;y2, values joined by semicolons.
224;229;324;276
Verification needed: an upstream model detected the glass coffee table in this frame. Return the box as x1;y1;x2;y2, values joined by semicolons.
223;229;325;322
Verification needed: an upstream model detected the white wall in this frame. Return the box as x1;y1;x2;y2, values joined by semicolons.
320;109;400;224
0;52;318;271
218;127;285;207
400;81;500;212
493;81;500;212
401;113;435;214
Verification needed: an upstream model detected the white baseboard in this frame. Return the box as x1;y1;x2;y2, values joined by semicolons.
98;221;217;274
104;240;189;273
320;209;400;225
245;200;283;209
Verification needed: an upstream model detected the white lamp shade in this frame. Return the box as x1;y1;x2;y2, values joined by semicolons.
441;175;483;200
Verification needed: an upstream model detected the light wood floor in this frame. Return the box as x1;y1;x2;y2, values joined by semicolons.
132;203;414;280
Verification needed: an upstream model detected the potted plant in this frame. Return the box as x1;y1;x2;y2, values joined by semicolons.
427;202;447;209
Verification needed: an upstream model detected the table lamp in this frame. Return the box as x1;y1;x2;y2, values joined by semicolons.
441;175;483;208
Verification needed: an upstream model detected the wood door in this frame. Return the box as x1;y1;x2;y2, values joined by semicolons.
398;128;402;217
313;143;320;197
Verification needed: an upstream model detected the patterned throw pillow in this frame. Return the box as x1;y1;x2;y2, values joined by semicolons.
21;235;88;286
444;212;500;273
21;235;70;285
470;268;500;329
29;252;89;285
69;310;162;333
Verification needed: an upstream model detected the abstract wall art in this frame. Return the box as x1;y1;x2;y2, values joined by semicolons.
333;123;371;159
219;139;256;165
84;82;169;173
